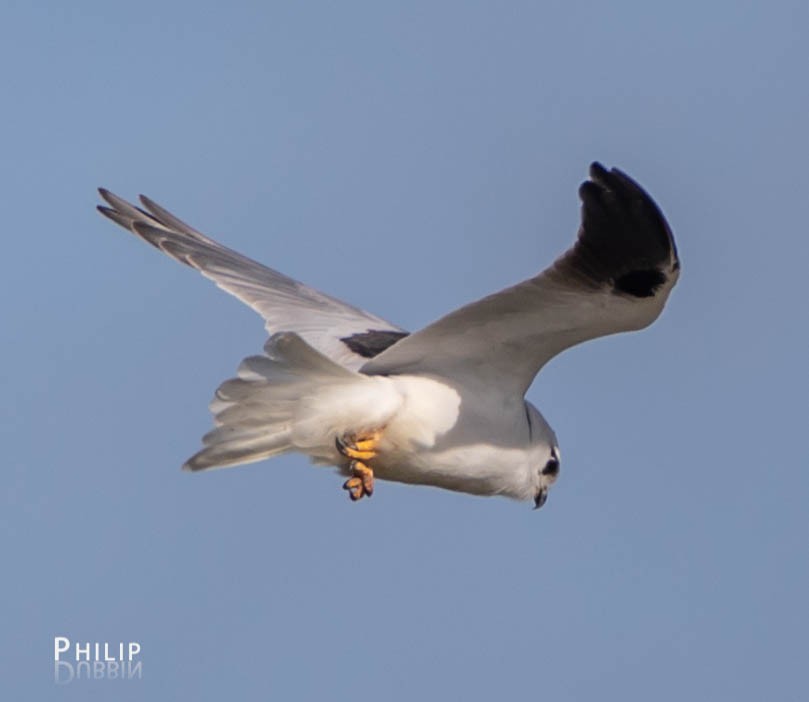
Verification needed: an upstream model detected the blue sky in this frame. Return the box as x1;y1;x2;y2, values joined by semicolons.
3;1;807;699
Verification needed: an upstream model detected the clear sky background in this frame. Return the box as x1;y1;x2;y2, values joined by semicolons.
2;1;807;700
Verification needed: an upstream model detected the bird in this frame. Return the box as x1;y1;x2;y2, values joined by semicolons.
97;162;679;508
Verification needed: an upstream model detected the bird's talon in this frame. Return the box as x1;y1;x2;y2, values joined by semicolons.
336;430;382;461
343;477;365;501
339;450;376;502
336;431;380;501
353;436;379;452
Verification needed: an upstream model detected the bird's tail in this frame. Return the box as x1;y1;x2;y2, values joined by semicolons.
184;332;370;472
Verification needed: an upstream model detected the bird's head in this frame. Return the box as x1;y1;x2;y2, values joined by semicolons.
525;403;561;510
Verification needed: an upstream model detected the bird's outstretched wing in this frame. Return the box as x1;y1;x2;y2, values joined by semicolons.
97;190;407;369
362;163;679;396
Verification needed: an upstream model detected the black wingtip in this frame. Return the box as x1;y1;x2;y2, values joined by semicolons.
582;162;676;257
589;161;609;180
558;162;679;297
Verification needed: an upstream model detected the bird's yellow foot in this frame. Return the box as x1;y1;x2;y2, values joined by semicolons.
337;431;381;502
342;461;375;501
336;431;382;462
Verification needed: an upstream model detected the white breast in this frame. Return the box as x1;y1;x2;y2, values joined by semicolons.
375;375;536;499
383;375;462;449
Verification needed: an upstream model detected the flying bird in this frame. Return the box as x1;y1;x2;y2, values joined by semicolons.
98;163;679;508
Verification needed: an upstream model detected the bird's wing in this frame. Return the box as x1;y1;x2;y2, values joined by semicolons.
362;163;680;396
97;190;408;369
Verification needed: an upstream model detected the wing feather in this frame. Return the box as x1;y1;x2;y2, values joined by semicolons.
97;189;405;369
362;163;679;395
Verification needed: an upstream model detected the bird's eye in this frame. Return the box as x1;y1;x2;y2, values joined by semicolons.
541;456;560;477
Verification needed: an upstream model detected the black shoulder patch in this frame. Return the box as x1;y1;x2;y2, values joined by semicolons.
341;330;410;358
613;268;667;298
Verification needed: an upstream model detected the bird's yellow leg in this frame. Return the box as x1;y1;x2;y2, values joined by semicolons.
336;431;382;501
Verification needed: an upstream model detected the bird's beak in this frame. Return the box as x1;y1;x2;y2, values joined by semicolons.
533;488;548;510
